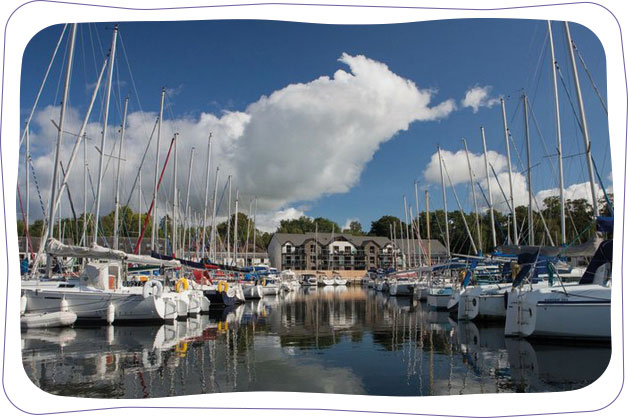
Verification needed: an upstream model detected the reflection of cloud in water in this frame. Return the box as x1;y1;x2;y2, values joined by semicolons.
247;334;366;394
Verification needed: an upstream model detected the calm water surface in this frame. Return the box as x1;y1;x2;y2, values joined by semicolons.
21;287;611;398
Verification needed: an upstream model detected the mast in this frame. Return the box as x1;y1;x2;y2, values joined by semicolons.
92;25;118;247
414;180;422;267
548;20;567;245
184;146;195;256
25;129;30;260
425;190;431;266
45;23;76;277
233;189;239;266
462;138;482;251
245;198;252;266
137;168;141;245
565;21;599;217
201;133;212;259
437;146;451;258
151;88;166;252
501;98;518;244
442;154;478;255
523;94;534;245
227;175;232;264
172;133;179;256
82;133;88;247
403;195;411;269
252;197;257;266
113;97;128;250
481;127;497;248
209;167;220;260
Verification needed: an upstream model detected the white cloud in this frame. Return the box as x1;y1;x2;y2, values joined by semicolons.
423;148;508;186
535;182;610;208
254;208;307;233
461;85;501;113
21;53;456;227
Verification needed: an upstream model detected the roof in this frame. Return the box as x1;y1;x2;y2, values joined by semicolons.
270;232;447;255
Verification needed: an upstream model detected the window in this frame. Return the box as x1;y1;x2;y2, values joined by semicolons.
369;246;374;254
369;256;375;264
333;245;339;253
310;244;315;252
286;244;292;253
344;246;351;253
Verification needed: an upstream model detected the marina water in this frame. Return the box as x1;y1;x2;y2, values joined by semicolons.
22;286;610;398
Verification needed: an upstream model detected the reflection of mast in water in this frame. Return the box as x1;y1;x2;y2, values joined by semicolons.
232;326;238;390
429;323;433;396
448;328;453;396
210;340;216;393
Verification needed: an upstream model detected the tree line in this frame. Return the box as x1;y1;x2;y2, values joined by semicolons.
17;195;612;255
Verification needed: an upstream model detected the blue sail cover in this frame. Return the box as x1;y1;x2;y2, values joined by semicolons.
579;240;613;285
461;258;479;288
596;216;614;233
511;251;541;287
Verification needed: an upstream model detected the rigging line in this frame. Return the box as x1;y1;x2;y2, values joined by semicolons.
52;27;70;111
123;117;159;209
19;24;68;149
28;157;49;226
573;41;608;115
557;67;585;134
529;31;550;109
527;101;559;181
117;32;151;140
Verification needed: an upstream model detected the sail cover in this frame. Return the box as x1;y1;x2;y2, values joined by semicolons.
46;238;180;267
496;234;603;258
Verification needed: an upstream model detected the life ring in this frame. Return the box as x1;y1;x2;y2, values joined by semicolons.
143;279;163;298
218;280;229;293
261;278;267;287
139;276;149;282
175;278;189;293
459;270;466;283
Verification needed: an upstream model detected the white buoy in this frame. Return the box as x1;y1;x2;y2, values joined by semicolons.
20;295;27;315
60;298;69;312
106;303;115;325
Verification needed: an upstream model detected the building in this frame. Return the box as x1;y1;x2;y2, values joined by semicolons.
267;232;448;271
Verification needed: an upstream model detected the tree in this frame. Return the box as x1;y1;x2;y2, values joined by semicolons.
343;220;364;235
369;215;402;237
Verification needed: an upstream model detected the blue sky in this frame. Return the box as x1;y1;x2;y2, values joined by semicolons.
19;19;610;232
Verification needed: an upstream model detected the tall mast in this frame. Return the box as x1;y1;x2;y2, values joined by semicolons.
252;197;257;266
151;88;166;252
548;21;567;245
209;167;220;260
82;133;88;247
233;189;239;266
437;146;451;258
113;97;128;250
245;198;252;266
463;138;482;252
45;23;76;276
403;195;411;269
201;133;212;258
565;21;599;217
171;133;179;256
481;127;497;248
24;129;30;259
137;168;141;245
425;190;431;266
523;94;534;245
501;98;518;244
409;206;417;268
442;153;478;255
414;180;422;267
184;146;195;256
226;175;232;264
92;25;118;247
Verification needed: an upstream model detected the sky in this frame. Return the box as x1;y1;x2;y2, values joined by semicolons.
18;18;611;233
